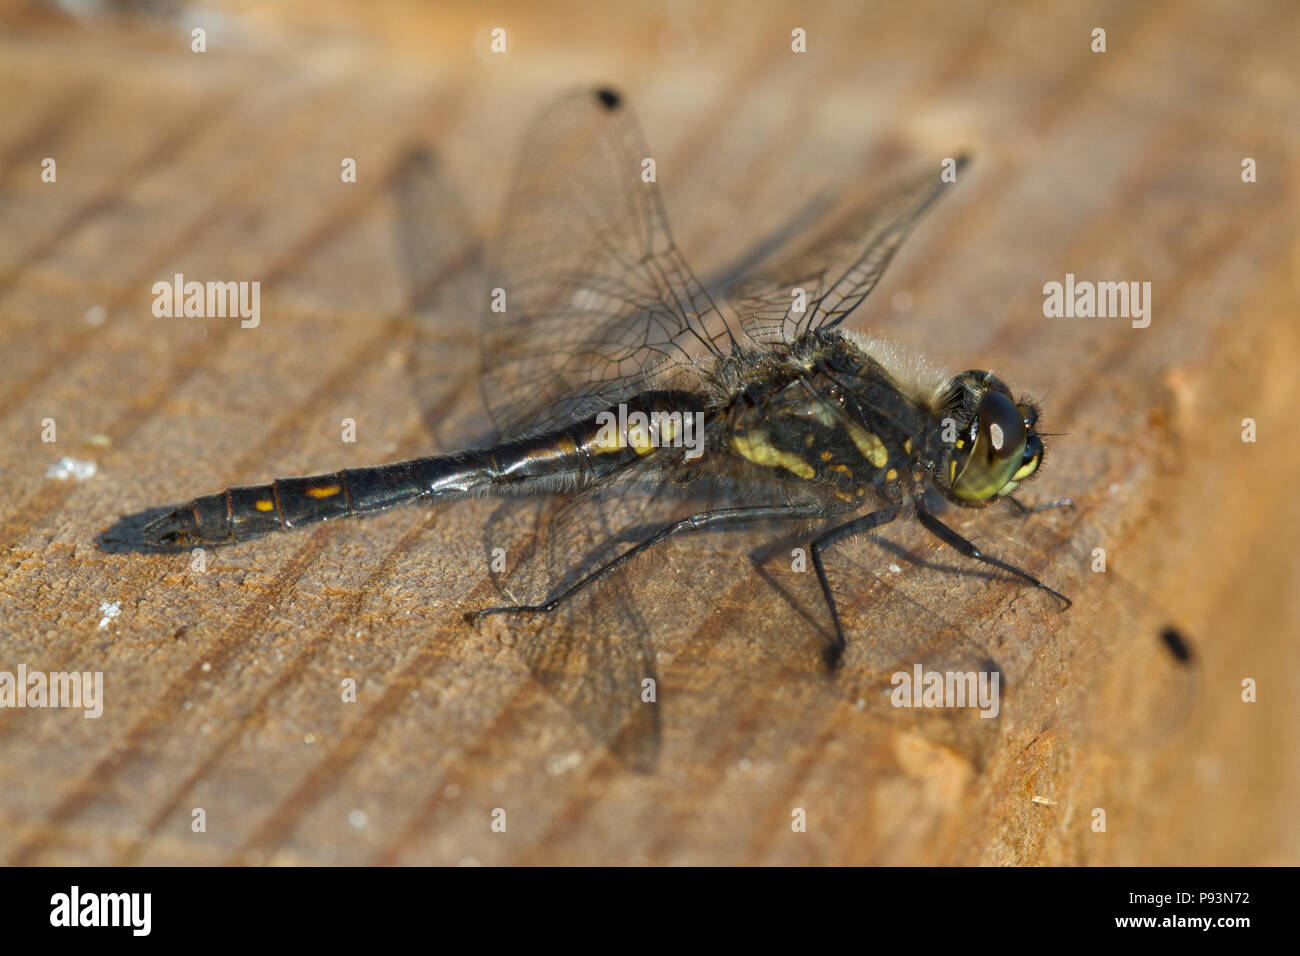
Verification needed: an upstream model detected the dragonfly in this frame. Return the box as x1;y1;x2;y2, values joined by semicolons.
141;87;1186;769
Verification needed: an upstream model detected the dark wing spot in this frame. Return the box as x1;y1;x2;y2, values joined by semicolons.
1160;627;1193;665
595;87;622;110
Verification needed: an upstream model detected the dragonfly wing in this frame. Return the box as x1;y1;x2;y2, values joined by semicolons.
482;87;736;439
478;445;847;771
388;147;488;446
391;148;482;319
730;155;969;345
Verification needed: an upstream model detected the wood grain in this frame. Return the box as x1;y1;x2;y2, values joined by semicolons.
0;0;1295;865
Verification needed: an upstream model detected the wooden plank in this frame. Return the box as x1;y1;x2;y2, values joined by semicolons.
0;0;1295;865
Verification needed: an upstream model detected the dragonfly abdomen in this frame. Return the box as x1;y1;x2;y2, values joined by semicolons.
142;463;426;546
141;387;708;547
142;428;622;547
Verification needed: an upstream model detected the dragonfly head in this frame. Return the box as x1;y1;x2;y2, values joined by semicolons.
931;370;1043;506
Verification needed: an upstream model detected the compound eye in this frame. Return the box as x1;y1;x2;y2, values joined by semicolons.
979;391;1026;465
949;390;1030;502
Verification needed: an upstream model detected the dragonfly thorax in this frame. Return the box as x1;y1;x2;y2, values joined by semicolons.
722;347;918;501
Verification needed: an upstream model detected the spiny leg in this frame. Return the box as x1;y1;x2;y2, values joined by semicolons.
745;521;841;639
810;503;903;670
466;503;826;623
914;502;1071;609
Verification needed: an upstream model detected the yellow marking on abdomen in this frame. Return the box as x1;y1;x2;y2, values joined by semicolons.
628;422;655;455
590;420;658;456
255;499;274;512
655;414;681;444
305;485;341;499
590;425;629;454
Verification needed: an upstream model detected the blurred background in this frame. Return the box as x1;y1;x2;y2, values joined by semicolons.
0;0;1295;864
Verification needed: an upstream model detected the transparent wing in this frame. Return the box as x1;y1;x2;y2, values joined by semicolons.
482;87;736;439
388;147;489;447
392;148;478;319
730;155;969;345
481;491;663;772
480;444;840;771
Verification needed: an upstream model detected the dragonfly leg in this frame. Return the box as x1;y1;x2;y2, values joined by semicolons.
914;503;1071;609
467;503;825;624
809;503;903;670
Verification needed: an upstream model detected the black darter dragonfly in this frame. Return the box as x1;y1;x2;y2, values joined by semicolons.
141;88;1187;768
